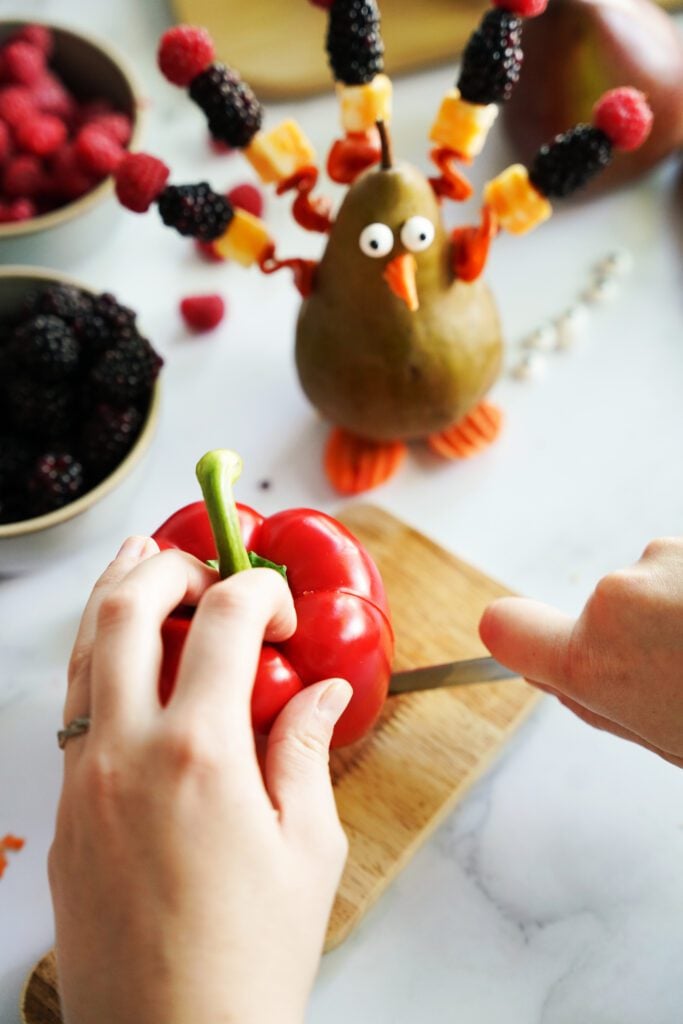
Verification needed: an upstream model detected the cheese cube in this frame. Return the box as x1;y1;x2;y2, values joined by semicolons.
213;208;272;266
429;88;498;159
337;73;393;133
483;164;553;235
245;120;317;185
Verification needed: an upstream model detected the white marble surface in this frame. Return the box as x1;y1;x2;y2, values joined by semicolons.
2;1;683;1022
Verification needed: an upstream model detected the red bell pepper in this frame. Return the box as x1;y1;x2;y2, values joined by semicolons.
153;450;394;747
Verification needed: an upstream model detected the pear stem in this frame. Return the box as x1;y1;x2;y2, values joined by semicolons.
195;450;252;579
377;120;393;170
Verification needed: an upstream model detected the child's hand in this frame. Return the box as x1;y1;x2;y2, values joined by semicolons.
480;538;683;768
50;536;351;1024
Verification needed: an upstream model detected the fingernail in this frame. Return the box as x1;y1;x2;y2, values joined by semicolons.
116;536;149;560
317;679;353;722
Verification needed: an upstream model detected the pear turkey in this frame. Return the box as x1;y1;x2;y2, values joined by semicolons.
114;0;653;492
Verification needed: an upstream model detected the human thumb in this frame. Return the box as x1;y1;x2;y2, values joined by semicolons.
479;597;576;690
265;678;352;838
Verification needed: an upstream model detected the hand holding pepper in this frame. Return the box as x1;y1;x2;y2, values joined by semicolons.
50;536;352;1024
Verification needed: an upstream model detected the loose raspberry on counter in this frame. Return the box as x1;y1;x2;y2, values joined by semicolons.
226;182;264;218
593;87;653;152
195;238;226;261
2;41;46;86
114;152;170;212
492;0;548;17
180;293;226;332
209;135;233;155
15;114;67;158
75;124;125;176
158;25;215;87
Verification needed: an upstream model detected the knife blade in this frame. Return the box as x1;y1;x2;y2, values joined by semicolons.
389;656;519;694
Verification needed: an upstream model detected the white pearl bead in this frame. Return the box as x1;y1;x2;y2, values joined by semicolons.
582;277;618;305
511;352;546;380
595;248;633;278
554;304;589;350
521;323;556;352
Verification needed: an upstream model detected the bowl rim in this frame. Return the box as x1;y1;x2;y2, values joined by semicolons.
0;19;144;240
0;264;161;539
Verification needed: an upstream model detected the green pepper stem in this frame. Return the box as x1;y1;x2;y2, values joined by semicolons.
195;450;252;579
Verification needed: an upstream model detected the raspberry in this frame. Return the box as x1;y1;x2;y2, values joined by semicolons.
157;182;234;240
27;451;85;516
593;88;653;152
0;86;36;127
492;0;547;16
226;182;264;218
326;0;385;85
529;125;613;198
189;64;263;148
81;403;143;478
32;72;76;120
457;10;523;105
14;114;67;157
158;25;215;87
0;121;10;165
115;152;170;213
10;315;80;381
12;25;54;57
50;144;99;201
91;335;163;405
0;198;36;222
2;155;43;198
2;41;45;86
75;125;124;176
209;135;233;155
88;112;133;146
180;294;226;331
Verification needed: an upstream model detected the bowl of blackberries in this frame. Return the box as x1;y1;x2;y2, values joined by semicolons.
0;21;141;264
0;267;161;573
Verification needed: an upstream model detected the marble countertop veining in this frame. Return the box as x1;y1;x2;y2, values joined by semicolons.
1;1;683;1022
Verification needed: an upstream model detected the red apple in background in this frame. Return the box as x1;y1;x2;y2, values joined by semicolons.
503;0;683;194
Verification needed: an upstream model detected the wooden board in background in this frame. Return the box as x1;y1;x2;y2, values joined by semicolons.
22;504;539;1024
171;0;682;99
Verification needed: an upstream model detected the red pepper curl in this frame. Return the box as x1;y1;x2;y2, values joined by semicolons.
277;166;334;234
0;834;25;879
429;147;474;203
327;128;382;184
258;243;317;298
451;205;499;283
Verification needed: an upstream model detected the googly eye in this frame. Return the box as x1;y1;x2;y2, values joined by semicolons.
359;222;394;258
400;216;435;253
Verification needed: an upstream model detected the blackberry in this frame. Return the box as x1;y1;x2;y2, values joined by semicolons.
25;284;93;325
0;434;33;489
457;10;523;106
529;125;613;199
157;182;234;241
327;0;384;86
90;335;163;405
10;315;80;382
81;403;143;480
188;64;263;148
6;376;78;438
27;451;85;517
73;293;138;360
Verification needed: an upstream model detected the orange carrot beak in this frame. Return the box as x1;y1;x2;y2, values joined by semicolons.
383;253;419;311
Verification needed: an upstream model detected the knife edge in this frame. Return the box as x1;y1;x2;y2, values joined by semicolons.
389;656;519;694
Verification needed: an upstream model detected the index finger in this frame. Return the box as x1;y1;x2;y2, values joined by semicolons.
168;569;296;756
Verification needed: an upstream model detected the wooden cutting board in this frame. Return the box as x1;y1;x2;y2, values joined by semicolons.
171;0;681;99
21;504;539;1024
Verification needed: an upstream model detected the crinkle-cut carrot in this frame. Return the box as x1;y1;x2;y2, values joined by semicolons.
428;402;503;460
0;834;25;879
324;429;406;494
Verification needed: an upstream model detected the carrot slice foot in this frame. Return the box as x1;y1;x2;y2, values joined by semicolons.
324;429;406;494
427;402;503;460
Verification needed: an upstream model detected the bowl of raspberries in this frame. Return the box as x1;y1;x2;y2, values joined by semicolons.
0;267;162;574
0;21;140;264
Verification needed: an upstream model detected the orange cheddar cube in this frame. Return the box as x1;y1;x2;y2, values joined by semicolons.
245;120;317;185
213;208;272;266
429;88;498;159
483;164;552;235
337;73;393;133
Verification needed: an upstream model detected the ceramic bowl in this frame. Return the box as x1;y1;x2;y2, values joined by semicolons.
0;21;142;265
0;266;160;575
